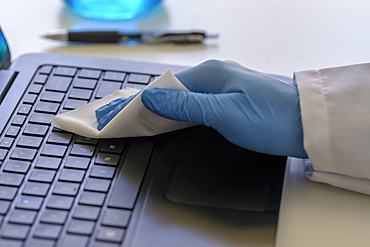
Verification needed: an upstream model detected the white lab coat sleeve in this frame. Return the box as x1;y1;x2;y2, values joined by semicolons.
294;63;370;195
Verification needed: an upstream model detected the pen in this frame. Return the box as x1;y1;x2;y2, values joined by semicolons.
42;29;218;44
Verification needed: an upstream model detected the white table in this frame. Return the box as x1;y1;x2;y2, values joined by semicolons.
2;0;370;246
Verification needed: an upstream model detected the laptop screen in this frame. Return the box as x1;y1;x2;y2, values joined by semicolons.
0;26;11;69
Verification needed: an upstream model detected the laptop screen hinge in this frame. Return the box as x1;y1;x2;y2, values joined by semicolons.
0;69;18;105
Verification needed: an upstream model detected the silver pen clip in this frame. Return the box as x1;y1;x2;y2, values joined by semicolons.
143;30;218;44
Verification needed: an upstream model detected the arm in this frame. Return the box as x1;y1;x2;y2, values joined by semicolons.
97;60;370;194
296;63;370;195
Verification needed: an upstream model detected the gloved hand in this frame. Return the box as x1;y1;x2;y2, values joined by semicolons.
141;60;308;158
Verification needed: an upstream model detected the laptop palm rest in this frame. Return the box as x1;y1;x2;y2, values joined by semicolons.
165;135;287;213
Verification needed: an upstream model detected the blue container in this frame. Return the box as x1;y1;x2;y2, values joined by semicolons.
63;0;163;20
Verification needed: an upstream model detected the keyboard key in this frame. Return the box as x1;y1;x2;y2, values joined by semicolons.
79;192;106;206
59;169;85;182
23;94;37;104
41;144;67;157
3;160;31;173
35;102;60;114
0;185;18;200
17;136;43;148
128;73;150;84
0;149;7;160
47;195;74;210
0;239;23;247
23;182;50;196
16;196;43;210
90;165;115;179
29;113;54;124
6;126;20;137
95;153;120;166
0;201;10;214
102;208;131;228
34;224;62;240
9;209;37;225
63;99;88;109
46;76;72;92
41;91;65;102
73;205;101;221
49;127;64;134
84;178;110;192
33;73;48;84
108;138;154;209
0;137;14;148
29;84;43;94
18;104;32;115
96;227;125;243
35;156;62;169
28;239;55;247
79;69;101;79
39;65;53;74
10;147;37;160
74;78;97;89
96;81;121;98
23;124;48;136
54;67;77;77
100;140;125;154
40;209;68;224
47;132;73;145
69;88;92;100
75;136;98;145
103;71;126;82
61;235;88;247
2;224;30;240
12;115;26;126
53;182;80;196
29;169;56;183
0;173;24;186
64;156;90;170
67;220;95;235
71;144;95;157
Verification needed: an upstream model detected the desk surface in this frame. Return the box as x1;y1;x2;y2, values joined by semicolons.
2;0;370;246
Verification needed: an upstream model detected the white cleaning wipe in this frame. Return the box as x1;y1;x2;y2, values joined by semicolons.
51;69;194;138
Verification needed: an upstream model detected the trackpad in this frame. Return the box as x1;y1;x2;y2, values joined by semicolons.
165;136;286;213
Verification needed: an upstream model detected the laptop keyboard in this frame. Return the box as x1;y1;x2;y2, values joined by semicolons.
0;65;157;247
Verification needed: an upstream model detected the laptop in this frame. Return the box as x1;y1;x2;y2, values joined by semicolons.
0;26;287;247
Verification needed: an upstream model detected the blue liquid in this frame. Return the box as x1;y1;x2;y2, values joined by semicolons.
0;32;7;59
63;0;162;20
0;28;10;69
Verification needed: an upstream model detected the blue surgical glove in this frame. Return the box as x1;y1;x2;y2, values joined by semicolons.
95;93;137;130
141;60;307;158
